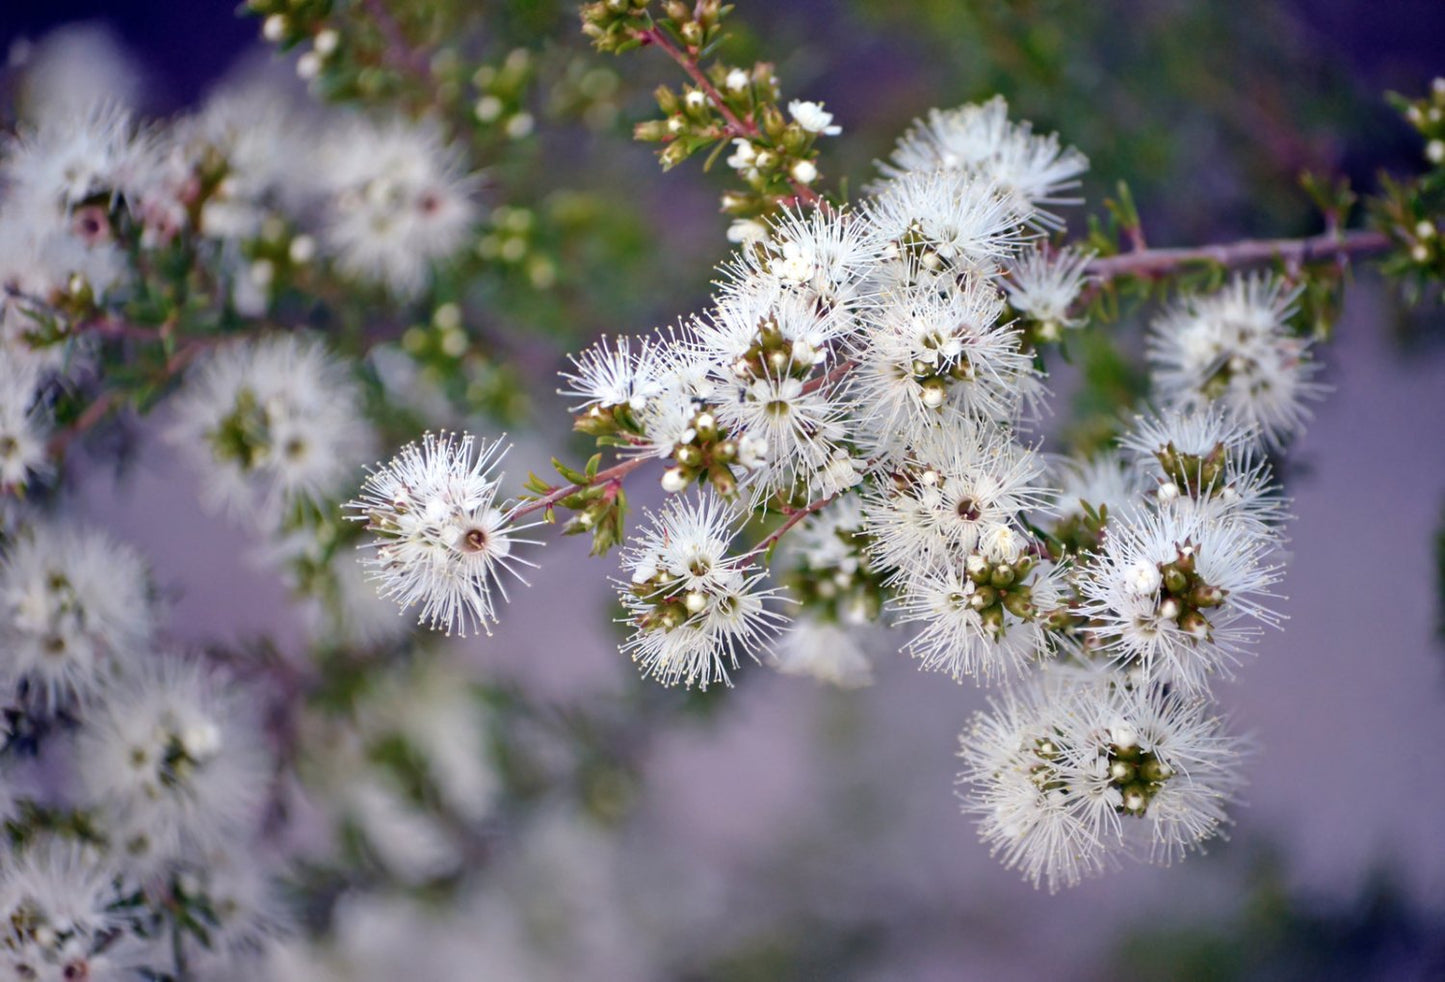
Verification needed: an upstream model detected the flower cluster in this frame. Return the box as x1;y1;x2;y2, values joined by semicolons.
354;93;1325;891
0;528;277;978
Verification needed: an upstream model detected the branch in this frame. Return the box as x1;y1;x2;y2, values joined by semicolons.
512;454;650;521
1085;228;1390;282
360;0;433;84
742;493;837;563
635;25;821;206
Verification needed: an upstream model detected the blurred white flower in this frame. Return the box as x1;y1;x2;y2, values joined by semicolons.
0;522;153;710
168;333;375;528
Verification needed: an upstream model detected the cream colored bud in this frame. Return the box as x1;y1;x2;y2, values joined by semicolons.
505;112;535;139
297;51;322;80
288;235;316;264
249;259;275;287
475;95;504;122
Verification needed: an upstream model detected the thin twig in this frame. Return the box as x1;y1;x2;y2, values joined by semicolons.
1085;228;1389;282
512;454;651;521
361;0;432;82
741;493;837;563
636;25;821;206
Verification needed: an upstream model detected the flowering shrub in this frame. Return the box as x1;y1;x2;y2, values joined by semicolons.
0;3;1441;978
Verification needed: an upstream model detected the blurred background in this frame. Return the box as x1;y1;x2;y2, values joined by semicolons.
5;1;1445;979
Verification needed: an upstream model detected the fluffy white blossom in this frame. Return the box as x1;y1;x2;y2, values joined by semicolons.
894;552;1064;683
346;431;540;637
14;24;143;118
0;523;153;709
0;842;127;982
848;276;1040;447
559;333;669;415
1077;500;1282;690
1046;450;1145;532
168;334;375;527
1148;274;1322;448
1;103;141;228
77;657;270;869
1003;243;1095;334
771;616;875;687
617;492;786;689
881;95;1089;226
723;205;882;305
866;169;1029;266
956;670;1245;890
1121;407;1289;534
862;421;1051;585
317;116;477;298
787;99;842;136
0;352;50;491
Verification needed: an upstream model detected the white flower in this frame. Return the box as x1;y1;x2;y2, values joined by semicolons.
771;616;874;687
558;333;668;414
0;841;125;981
1003;243;1094;331
1147;274;1322;448
1;102;141;223
1121;408;1290;535
736;204;884;304
955;680;1107;892
1077;500;1282;691
866;169;1030;265
861;421;1051;585
617;492;786;689
881;95;1089;227
1046;449;1145;532
0;522;153;710
346;431;541;637
361;660;499;823
711;372;847;502
894;553;1063;682
0;351;50;491
726;218;769;246
787;99;841;136
1119;404;1260;466
956;670;1245;890
725;138;757;172
167;333;376;528
78;657;270;869
14;24;143;118
318;115;478;298
176;847;289;975
848;276;1040;445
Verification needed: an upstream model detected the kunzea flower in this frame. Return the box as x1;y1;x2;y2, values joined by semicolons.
346;431;540;637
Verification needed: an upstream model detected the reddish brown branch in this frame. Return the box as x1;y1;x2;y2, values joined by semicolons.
1085;228;1389;282
512;454;651;521
360;0;432;82
742;493;837;563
